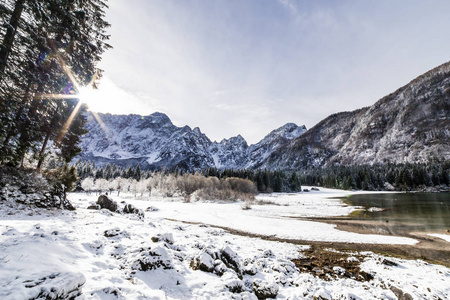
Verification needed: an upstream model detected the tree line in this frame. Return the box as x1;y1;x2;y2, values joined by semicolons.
73;160;303;193
298;162;449;191
0;0;110;169
73;160;449;194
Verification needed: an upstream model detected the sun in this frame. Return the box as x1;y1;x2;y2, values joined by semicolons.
78;86;99;109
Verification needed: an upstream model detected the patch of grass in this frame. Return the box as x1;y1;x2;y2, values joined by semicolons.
348;209;369;218
292;245;374;282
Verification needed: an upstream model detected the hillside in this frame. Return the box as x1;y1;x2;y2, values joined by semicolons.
262;62;450;169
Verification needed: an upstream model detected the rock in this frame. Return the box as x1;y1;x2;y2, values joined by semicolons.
311;187;320;191
123;203;145;218
87;203;100;210
146;206;160;212
244;263;258;276
382;259;398;267
253;279;279;299
96;195;118;212
220;246;242;276
132;246;173;271
102;287;122;297
15;272;85;300
214;260;228;276
390;286;413;300
151;233;174;244
225;280;245;293
190;249;215;273
262;249;275;258
104;228;129;238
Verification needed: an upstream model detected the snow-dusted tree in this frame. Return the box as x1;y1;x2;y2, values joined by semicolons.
95;178;109;194
81;177;95;194
129;179;138;197
142;177;152;197
110;176;126;196
136;179;148;197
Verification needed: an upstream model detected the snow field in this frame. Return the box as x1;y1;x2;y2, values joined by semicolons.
0;189;448;299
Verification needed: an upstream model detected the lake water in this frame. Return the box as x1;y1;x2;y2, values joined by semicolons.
344;193;450;231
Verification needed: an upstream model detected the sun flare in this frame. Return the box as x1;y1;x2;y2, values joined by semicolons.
78;86;98;107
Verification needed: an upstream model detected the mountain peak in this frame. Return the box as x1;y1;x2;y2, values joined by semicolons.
263;123;307;142
148;112;172;126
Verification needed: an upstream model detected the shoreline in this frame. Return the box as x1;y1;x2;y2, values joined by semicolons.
290;215;450;267
171;219;450;267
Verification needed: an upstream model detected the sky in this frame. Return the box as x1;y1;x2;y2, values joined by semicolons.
88;0;450;144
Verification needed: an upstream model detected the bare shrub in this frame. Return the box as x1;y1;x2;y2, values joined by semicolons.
225;177;257;194
176;173;209;201
190;177;256;204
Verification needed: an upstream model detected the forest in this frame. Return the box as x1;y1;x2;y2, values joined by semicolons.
73;159;449;194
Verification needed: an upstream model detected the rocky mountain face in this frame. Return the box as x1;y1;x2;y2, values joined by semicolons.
262;62;450;169
77;62;449;171
77;112;306;170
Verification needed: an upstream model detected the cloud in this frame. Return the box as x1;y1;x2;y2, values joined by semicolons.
278;0;298;15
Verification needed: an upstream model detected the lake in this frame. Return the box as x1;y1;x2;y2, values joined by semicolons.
343;193;450;231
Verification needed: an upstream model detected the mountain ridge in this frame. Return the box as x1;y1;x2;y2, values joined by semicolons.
77;111;307;170
76;62;450;170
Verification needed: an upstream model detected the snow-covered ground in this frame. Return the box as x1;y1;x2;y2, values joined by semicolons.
1;188;449;299
129;189;415;245
428;233;450;243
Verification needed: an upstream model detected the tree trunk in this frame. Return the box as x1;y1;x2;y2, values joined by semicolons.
16;84;44;165
0;0;25;79
36;130;50;171
2;82;32;147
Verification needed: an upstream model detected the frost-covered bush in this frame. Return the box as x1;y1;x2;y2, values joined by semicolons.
95;178;109;194
81;177;95;193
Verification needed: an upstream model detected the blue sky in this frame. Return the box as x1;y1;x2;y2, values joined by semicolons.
92;0;450;144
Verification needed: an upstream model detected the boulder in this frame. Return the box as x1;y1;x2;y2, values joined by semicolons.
190;249;215;273
123;203;145;218
132;246;173;271
253;279;279;299
96;195;118;212
220;246;242;276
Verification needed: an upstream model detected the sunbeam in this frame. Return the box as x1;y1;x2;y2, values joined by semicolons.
34;50;108;143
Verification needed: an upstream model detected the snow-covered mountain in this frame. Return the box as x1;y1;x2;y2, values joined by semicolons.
262;62;450;169
77;112;306;170
77;62;449;170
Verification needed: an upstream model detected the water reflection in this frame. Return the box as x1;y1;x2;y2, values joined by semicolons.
345;193;450;231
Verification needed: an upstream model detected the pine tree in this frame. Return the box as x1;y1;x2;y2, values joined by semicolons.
0;0;111;168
